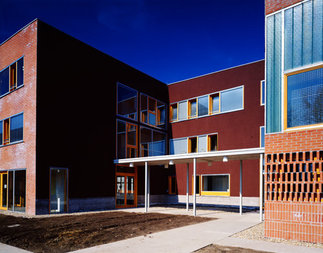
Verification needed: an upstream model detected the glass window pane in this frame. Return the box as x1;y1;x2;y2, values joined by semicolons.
17;58;24;87
203;175;229;192
170;138;187;155
152;131;166;156
198;135;207;153
117;83;137;120
148;97;156;113
189;99;197;118
221;87;243;112
14;170;26;212
50;169;67;213
157;101;166;127
0;67;9;96
140;94;148;123
171;104;177;121
178;101;187;120
198;96;208;116
211;94;219;113
127;125;137;146
287;67;323;128
260;126;265;147
261;81;265;105
10;114;23;143
148;113;156;125
8;171;13;211
140;127;152;157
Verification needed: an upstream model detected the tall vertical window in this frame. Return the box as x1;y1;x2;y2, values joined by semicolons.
170;104;178;122
198;135;207;153
188;99;197;118
8;170;26;212
261;80;265;105
221;87;243;112
0;58;24;97
210;93;220;114
286;66;323;128
117;83;138;120
140;94;148;123
178;101;187;120
117;120;137;159
0;113;23;146
260;126;265;147
188;137;197;153
198;95;209;116
157;101;166;127
208;134;218;151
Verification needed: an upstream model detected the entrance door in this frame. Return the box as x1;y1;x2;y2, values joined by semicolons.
0;172;8;210
116;173;137;208
50;168;68;213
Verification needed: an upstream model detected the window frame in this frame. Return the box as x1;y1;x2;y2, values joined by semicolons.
209;93;220;114
260;126;265;148
170;103;178;122
260;80;265;106
116;82;138;121
201;174;230;196
168;176;177;195
0;57;24;99
116;119;138;159
284;64;323;131
140;126;166;157
0;112;24;147
188;98;197;119
207;134;218;152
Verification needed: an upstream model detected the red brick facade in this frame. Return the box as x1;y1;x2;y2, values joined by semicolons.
0;20;38;215
265;0;303;14
265;129;323;243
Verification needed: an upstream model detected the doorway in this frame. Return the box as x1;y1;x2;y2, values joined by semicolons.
50;168;68;213
116;172;137;208
0;172;8;210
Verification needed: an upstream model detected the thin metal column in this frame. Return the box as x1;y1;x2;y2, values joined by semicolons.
145;162;148;213
240;160;243;215
186;163;189;211
193;158;196;216
148;165;150;211
259;154;264;221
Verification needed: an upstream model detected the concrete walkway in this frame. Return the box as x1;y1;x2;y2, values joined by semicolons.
0;243;32;253
69;207;322;253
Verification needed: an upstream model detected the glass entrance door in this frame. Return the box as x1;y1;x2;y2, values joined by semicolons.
0;172;8;210
116;173;137;208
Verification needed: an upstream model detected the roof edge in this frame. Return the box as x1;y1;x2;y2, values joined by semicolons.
168;59;265;86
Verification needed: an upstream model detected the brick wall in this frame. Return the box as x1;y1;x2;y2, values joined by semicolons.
0;20;38;215
265;0;303;15
265;128;323;243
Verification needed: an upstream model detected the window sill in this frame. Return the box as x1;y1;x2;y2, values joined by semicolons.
284;123;323;132
0;85;24;99
201;191;230;196
0;140;24;148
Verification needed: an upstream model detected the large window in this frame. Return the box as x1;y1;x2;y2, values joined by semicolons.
170;86;244;122
141;94;166;128
221;87;243;112
140;127;166;157
286;66;323;129
0;58;24;97
117;120;138;159
7;170;26;212
0;113;23;146
201;174;229;196
117;83;138;120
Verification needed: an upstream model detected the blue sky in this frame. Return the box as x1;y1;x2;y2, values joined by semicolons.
0;0;265;83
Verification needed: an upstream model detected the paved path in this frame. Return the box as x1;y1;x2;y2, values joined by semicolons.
0;243;32;253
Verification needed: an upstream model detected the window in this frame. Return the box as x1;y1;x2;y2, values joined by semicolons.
188;99;197;118
178;101;187;120
192;175;201;195
188;137;197;153
117;120;137;159
140;127;166;157
285;66;323;129
7;170;26;212
141;94;166;128
117;83;138;120
198;135;207;153
260;126;265;147
260;80;265;105
0;113;23;146
169;138;187;155
221;86;243;112
198;95;208;116
208;134;218;151
201;175;229;196
210;93;220;114
168;176;177;195
0;58;24;97
170;104;178;122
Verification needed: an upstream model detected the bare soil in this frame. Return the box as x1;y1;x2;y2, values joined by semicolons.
0;211;212;253
196;244;272;253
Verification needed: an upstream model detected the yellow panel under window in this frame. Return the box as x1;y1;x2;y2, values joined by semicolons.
201;191;230;196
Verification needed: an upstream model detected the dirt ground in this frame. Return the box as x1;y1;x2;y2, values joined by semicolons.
0;211;211;253
196;244;272;253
